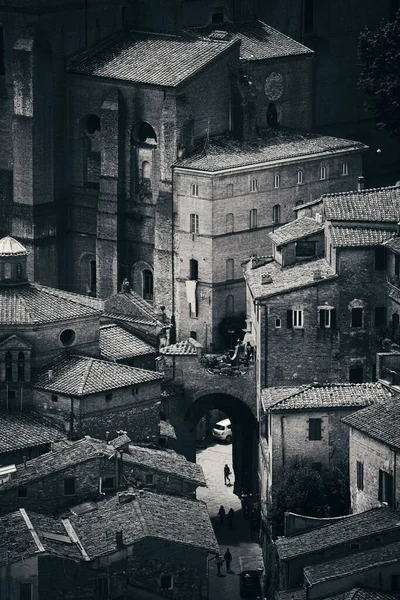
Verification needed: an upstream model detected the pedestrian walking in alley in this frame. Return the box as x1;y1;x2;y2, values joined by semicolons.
218;505;226;524
224;464;231;485
224;548;233;573
227;508;235;529
216;554;224;577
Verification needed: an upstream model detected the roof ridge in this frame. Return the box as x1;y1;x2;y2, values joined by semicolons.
78;357;95;396
32;283;102;312
322;184;400;198
272;385;312;407
13;286;35;323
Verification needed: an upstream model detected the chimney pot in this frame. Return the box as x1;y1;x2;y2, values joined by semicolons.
357;176;365;192
106;431;110;443
48;370;53;383
23;456;27;468
261;272;273;285
313;269;322;281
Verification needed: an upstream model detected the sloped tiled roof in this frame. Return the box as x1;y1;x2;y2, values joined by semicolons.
69;30;238;87
276;589;400;600
125;445;205;486
99;324;155;360
276;507;400;560
159;419;177;439
159;339;198;355
324;186;400;223
262;383;391;412
330;227;395;248
342;398;400;449
190;20;312;61
68;491;219;557
245;257;336;301
176;129;366;173
304;540;400;584
0;409;65;454
0;283;101;325
0;510;40;567
383;236;400;253
34;355;163;396
269;217;324;247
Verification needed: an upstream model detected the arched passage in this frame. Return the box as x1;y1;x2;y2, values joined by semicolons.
185;392;258;498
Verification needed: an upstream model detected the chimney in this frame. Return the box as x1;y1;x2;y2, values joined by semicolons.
139;489;144;497
115;530;124;549
48;370;53;383
261;272;273;285
23;456;27;468
313;269;322;281
106;431;110;443
357;176;365;192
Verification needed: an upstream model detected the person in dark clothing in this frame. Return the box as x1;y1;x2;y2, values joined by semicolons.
227;508;235;529
224;464;231;485
224;548;232;573
218;505;226;524
216;554;224;576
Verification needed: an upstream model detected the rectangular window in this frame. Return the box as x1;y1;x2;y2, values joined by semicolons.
19;583;32;600
319;308;336;329
378;469;394;506
375;306;387;327
249;209;258;229
291;309;303;329
296;241;316;257
349;366;364;383
250;178;258;192
350;542;361;550
341;162;349;176
145;474;154;485
351;307;363;328
160;575;173;590
272;204;281;224
18;487;28;498
297;170;303;184
190;213;199;234
320;166;327;180
64;477;76;496
395;254;400;276
274;174;280;189
375;246;387;270
356;461;364;490
190;183;198;197
105;392;112;402
101;477;115;490
51;394;58;403
189;259;198;280
309;418;322;440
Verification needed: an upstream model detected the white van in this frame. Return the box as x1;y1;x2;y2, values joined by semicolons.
212;418;232;443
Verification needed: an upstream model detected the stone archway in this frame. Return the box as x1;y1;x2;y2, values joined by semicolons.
185;392;258;498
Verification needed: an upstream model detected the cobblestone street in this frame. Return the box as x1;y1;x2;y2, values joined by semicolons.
197;442;264;600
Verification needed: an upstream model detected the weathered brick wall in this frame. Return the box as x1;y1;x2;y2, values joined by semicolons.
279;231;324;267
1;556;38;600
348;427;400;514
122;462;197;498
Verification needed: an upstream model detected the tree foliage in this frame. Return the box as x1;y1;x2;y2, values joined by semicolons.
268;457;350;537
358;11;400;139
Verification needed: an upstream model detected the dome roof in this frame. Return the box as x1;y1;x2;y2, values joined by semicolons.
0;236;28;257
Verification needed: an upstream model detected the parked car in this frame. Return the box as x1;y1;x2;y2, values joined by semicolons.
239;570;262;599
212;418;232;443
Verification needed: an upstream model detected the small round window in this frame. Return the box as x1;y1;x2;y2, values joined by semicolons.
60;329;76;346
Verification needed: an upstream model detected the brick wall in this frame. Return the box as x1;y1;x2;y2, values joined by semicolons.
122;462;198;498
348;427;400;514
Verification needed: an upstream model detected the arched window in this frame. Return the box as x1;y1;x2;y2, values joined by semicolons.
320;166;327;180
17;352;25;382
16;263;22;280
273;204;281;225
226;213;234;233
132;122;157;146
267;103;278;127
4;262;11;279
249;209;258;229
89;260;96;296
226;295;234;317
80;114;101;187
226;259;234;281
297;170;303;185
142;161;151;179
5;352;12;382
190;214;199;234
142;269;154;300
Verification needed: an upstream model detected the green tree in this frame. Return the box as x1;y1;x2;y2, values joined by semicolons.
358;11;400;139
268;457;350;537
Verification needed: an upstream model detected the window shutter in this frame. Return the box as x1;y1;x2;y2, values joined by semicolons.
331;309;337;329
319;309;325;329
378;470;383;502
287;310;293;329
387;474;394;507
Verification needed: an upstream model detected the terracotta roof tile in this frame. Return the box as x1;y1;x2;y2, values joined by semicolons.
342;398;400;449
304;540;400;584
160;339;198;355
383;236;400;253
0;409;65;455
276;507;400;560
100;324;156;360
324;186;400;222
69;30;238;87
176;129;366;173
125;445;205;486
190;20;313;61
245;257;336;300
68;491;219;557
0;283;101;325
330;227;395;248
159;419;177;440
270;217;323;247
263;383;391;412
0;510;40;567
34;355;163;396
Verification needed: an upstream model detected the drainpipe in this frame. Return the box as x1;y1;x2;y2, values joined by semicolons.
171;164;176;318
281;415;286;467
